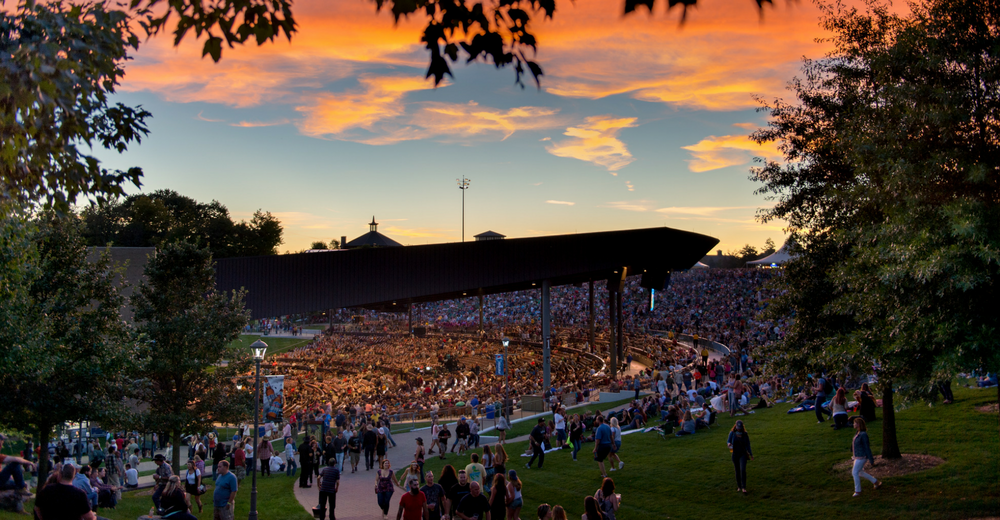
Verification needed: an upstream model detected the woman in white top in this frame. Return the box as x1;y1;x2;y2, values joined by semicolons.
831;387;850;430
184;459;204;513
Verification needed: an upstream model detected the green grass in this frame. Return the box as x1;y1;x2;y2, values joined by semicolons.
227;335;313;356
7;472;309;520
412;386;999;519
498;398;636;439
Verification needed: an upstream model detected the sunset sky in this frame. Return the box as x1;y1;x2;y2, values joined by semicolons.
95;0;844;254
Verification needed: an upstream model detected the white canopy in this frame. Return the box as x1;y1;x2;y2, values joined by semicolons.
747;242;794;266
690;261;710;269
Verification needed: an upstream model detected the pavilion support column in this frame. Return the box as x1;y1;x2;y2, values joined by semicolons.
588;280;595;352
608;280;617;381
615;288;625;363
542;279;551;393
408;304;413;334
478;292;484;335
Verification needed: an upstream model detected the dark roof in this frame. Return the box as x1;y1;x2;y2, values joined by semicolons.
344;232;403;248
215;227;718;319
474;230;505;239
344;216;403;248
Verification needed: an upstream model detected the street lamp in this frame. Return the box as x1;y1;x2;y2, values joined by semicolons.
248;339;267;520
457;176;470;242
502;337;510;422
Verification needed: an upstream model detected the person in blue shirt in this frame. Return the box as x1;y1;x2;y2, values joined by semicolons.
213;461;239;520
72;465;99;510
850;418;881;497
592;415;614;478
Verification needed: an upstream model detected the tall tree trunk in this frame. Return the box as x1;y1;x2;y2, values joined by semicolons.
37;424;52;483
172;431;183;471
881;380;902;459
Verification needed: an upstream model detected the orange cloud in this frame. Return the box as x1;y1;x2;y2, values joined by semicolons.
546;200;575;206
411;102;564;141
682;131;782;172
546;116;638;171
534;0;841;110
231;119;290;127
295;75;434;139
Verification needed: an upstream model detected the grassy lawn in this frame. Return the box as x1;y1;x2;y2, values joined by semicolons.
412;385;999;519
6;472;309;520
227;335;313;356
496;398;636;439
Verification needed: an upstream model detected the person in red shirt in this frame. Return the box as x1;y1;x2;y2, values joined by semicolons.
396;479;428;520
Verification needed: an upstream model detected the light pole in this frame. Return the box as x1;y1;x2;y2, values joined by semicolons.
248;340;268;520
502;337;510;421
457;176;470;242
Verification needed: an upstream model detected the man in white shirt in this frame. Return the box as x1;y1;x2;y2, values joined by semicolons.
553;410;566;449
124;464;139;488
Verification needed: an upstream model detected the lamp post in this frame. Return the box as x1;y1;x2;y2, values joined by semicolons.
502;337;510;421
248;340;268;520
457;176;470;242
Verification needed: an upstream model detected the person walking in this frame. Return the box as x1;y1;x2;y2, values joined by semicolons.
420;471;445;520
525;418;547;470
607;418;624;472
184;459;205;513
592;416;613;479
333;431;347;472
726;420;753;494
213;461;238;520
364;425;378;470
814;374;833;423
569;415;584;462
212;442;227;482
850;418;882;497
414;438;426;485
347;430;362;473
317;458;340;520
299;436;314;488
375;460;398;520
396;478;427;520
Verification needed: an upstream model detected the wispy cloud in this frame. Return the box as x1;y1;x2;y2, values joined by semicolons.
546;116;638;172
531;182;544;186
196;111;225;123
546;200;575;206
682;131;783;172
655;205;758;216
601;200;656;212
409;102;563;141
382;226;453;239
625;181;635;192
231;119;291;128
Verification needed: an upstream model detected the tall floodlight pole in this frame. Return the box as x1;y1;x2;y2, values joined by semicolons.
502;337;510;421
248;340;268;520
457;176;470;242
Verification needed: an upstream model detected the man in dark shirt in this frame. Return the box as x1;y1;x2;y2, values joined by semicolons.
298;437;314;488
525;418;547;469
362;425;377;471
456;482;490;520
446;470;470;518
332;432;347;472
420;471;445;520
452;418;469;453
317;459;340;520
35;464;94;520
151;454;172;512
346;434;362;473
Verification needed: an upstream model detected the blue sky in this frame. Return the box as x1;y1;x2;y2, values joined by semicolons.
94;0;841;253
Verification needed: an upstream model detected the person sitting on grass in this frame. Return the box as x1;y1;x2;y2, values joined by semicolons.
675;411;697;436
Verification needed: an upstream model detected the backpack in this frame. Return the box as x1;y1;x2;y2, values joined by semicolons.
822;378;834;395
600;494;617;520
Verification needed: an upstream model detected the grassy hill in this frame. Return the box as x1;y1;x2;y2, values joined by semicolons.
4;386;997;520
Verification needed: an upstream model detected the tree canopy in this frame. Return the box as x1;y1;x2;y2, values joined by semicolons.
129;241;253;469
81;190;284;258
751;0;1000;454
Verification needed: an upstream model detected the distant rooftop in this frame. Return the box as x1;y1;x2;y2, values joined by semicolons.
474;230;505;241
344;216;403;249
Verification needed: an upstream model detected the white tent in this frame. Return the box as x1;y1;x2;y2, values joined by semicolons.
747;242;795;266
690;261;710;269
